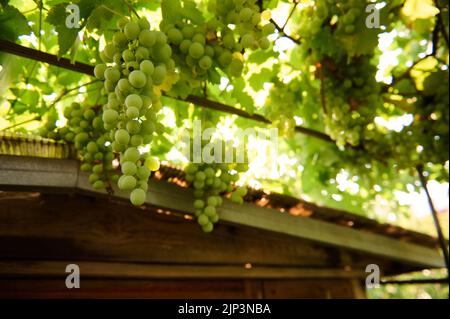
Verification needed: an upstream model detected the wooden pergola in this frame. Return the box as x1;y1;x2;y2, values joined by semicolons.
0;154;445;298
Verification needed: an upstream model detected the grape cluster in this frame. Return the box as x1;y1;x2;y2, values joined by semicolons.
161;0;274;96
37;112;59;140
94;16;172;205
184;161;248;232
264;79;302;137
322;57;381;147
62;102;119;190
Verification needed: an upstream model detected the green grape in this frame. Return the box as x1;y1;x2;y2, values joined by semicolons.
92;164;103;174
235;186;247;196
103;109;119;124
241;34;255;48
103;44;117;60
94;64;107;80
144;156;160;171
194;199;205;209
261;23;275;35
113;32;128;48
125;94;143;109
239;8;253;22
258;37;270;50
137;166;151;180
80;163;92;171
129;70;147;88
122;49;135;62
126;107;140;119
198;55;212;70
130;188;146;206
104;67;121;83
153;44;172;62
124;21;140;40
230;193;243;204
92;180;105;189
229;59;243;77
86;141;98;154
121;161;137;175
115;129;130;145
195;171;206;181
202;222;214;233
207;196;218;206
138;181;149;192
123;147;141;162
204;205;216;216
118;78;132;92
118;175;137;190
179;39;192;53
130;134;143;146
140;60;155;75
197;214;209;226
189;42;204;59
167;28;183;44
126;120;141;134
152;65;167;85
139;30;156;47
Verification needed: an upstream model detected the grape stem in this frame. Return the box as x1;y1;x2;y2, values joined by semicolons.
281;1;299;30
269;18;301;44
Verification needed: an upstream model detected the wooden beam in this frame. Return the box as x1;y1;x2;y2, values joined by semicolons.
0;155;78;191
0;155;445;269
0;260;365;279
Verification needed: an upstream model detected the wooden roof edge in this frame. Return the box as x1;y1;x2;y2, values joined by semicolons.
0;154;445;269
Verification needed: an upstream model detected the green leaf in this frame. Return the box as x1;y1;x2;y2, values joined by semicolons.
46;3;80;57
161;0;183;24
46;0;98;56
181;0;204;24
248;49;278;64
232;90;255;114
248;68;273;91
402;0;439;20
0;5;31;41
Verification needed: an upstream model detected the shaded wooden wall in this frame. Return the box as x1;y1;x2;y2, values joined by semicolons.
0;192;417;298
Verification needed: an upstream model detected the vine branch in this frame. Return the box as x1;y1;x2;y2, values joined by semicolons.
416;164;450;276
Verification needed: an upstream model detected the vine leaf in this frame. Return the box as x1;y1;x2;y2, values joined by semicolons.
46;0;99;57
0;4;31;41
161;0;204;24
249;68;273;91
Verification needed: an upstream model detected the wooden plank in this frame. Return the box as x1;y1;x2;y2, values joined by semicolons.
262;279;356;299
0;155;78;190
0;260;366;279
0;155;444;269
0;194;331;266
0;278;250;299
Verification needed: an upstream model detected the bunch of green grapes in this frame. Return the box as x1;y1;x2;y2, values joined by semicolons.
321;57;381;148
184;161;248;232
93;16;171;205
208;0;273;51
264;79;302;137
182;134;249;232
37;110;59;139
62;102;119;190
161;0;274;96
